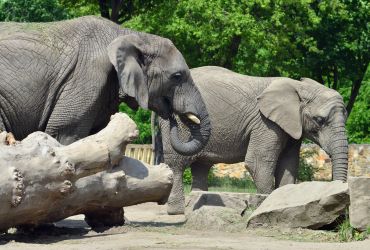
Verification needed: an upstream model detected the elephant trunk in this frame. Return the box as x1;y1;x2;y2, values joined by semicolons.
169;112;211;156
168;83;211;156
326;125;348;182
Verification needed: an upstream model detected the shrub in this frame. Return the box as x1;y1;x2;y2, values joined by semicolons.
337;213;369;242
298;149;317;182
183;167;256;193
183;167;192;185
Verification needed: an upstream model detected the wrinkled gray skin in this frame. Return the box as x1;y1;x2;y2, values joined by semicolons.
0;16;211;156
157;66;348;215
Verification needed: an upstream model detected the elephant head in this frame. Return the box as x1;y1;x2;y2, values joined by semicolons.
257;77;348;182
107;34;211;156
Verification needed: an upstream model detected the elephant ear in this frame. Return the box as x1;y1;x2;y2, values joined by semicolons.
107;34;148;109
257;78;302;140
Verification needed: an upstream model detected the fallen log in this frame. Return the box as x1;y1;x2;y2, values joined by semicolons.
0;113;173;231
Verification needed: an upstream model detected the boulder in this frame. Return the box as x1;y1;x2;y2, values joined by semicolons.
349;177;370;231
185;206;247;231
247;181;349;229
185;191;267;215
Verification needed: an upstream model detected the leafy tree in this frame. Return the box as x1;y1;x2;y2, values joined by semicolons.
61;0;158;24
124;0;369;143
0;0;69;22
340;67;370;143
59;0;99;18
1;0;367;143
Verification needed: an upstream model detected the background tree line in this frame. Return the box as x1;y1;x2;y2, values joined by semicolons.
0;0;368;143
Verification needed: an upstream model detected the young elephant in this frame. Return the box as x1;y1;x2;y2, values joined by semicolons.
0;16;210;156
156;66;348;215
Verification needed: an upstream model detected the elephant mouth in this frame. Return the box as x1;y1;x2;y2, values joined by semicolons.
177;113;202;131
157;97;201;126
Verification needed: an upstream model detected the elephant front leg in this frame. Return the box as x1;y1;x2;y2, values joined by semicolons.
167;167;186;215
245;127;285;194
166;156;188;215
274;139;301;188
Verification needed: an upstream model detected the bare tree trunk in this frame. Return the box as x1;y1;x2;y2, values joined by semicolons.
0;113;173;231
99;0;110;19
346;78;362;116
346;63;368;116
111;0;124;24
332;64;339;90
221;35;242;69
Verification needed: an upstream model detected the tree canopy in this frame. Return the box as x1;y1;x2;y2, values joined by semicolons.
0;0;69;21
0;0;368;143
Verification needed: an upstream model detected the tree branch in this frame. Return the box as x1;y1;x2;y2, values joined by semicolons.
0;113;173;231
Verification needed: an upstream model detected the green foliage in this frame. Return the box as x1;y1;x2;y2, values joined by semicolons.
183;167;257;193
208;170;257;193
0;0;368;142
59;0;99;18
183;167;192;185
338;215;369;242
0;0;69;22
340;67;370;143
298;149;317;182
124;0;369;143
119;103;151;144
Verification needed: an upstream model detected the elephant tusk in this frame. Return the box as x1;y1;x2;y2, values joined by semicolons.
186;113;201;125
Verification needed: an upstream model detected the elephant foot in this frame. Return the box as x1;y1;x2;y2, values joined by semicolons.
84;208;125;231
167;200;185;215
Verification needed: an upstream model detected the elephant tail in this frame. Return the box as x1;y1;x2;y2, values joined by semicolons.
151;112;164;165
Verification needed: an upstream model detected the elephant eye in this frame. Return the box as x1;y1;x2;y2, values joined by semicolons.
313;116;325;126
171;72;183;83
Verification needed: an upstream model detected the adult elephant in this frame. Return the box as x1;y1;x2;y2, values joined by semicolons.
0;16;211;157
156;66;348;215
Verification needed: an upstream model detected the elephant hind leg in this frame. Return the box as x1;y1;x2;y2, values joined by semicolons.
190;161;213;191
274;139;301;188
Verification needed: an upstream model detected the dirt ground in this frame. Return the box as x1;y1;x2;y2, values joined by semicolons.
1;203;369;250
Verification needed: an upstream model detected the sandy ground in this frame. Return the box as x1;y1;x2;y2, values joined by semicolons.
1;203;369;250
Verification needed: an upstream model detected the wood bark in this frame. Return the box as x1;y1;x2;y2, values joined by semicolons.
0;113;173;231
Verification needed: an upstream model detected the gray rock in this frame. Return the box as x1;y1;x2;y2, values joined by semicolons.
185;206;247;231
247;181;349;229
185;191;267;215
349;177;370;231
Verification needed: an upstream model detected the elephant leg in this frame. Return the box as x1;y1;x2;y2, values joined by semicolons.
274;139;302;188
166;155;189;215
191;161;213;191
245;124;285;194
